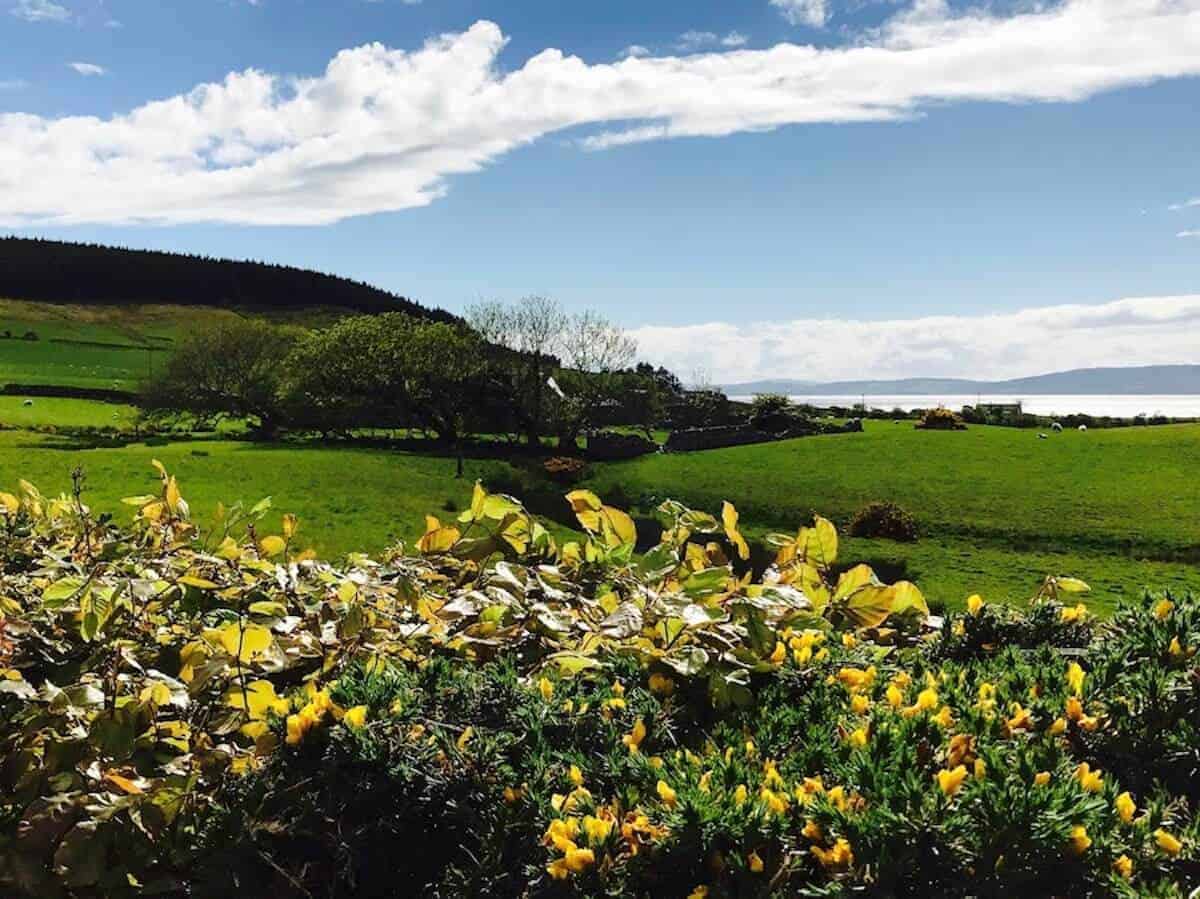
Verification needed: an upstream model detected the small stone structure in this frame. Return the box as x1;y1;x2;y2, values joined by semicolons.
665;425;774;453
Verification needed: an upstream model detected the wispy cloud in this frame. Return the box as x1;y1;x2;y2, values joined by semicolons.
67;62;106;76
4;0;1200;226
1178;230;1200;238
1168;198;1199;211
770;0;828;28
618;44;651;59
10;0;70;22
626;295;1200;383
675;30;749;51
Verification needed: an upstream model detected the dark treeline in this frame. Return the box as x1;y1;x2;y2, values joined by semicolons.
0;237;457;322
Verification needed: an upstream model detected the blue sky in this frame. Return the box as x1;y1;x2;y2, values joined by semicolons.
1;0;1198;380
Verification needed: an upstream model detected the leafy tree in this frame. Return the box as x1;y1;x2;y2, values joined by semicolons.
279;313;420;435
142;317;301;435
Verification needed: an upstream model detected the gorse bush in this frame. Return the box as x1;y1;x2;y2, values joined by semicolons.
847;501;920;542
0;469;1196;897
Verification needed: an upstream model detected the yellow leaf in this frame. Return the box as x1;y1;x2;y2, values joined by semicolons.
721;501;750;561
889;582;930;619
281;514;299;539
801;516;838;570
600;505;637;549
224;680;289;720
566;490;603;514
165;476;182;515
0;492;18;515
417;523;461;554
179;575;219;590
218;623;273;663
259;535;287;557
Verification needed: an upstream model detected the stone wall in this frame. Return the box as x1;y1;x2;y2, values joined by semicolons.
664;425;775;453
586;431;659;460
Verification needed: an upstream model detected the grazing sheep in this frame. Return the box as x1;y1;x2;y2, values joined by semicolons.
1038;433;1048;439
22;399;33;407
1051;422;1063;432
1078;424;1088;432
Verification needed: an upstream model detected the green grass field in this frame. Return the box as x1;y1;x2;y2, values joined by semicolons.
4;417;1199;613
0;395;139;429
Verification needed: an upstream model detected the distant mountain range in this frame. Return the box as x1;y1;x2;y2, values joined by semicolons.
723;365;1200;396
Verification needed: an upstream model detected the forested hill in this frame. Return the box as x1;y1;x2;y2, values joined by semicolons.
0;237;458;322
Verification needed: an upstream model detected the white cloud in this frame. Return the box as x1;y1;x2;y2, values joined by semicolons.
627;294;1200;383
68;62;106;76
3;1;1200;226
618;44;651;59
675;30;749;51
1169;198;1199;211
10;0;70;22
1178;229;1200;238
771;0;829;28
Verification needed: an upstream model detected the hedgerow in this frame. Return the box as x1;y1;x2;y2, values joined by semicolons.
0;466;1196;897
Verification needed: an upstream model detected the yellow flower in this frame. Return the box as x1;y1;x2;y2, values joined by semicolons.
687;887;709;899
769;641;786;665
974;758;987;780
802;819;824;841
747;850;764;873
612;680;625;698
947;733;975;767
1115;791;1136;824
539;677;554;701
546;817;580;852
1168;636;1191;660
1005;703;1032;733
622;719;646;754
745;739;757;758
1112;854;1133;880
582;814;613;844
563;846;596;873
917;686;939;710
733;784;748;805
827;785;848;811
343;705;368;730
1060;603;1088;624
1066;662;1085;697
847;727;869;748
1075;763;1103;793
936;765;968;797
1048;717;1068;736
1067;825;1091;855
837;666;877;692
648;673;676;696
886;684;904;708
698;771;712;793
811;838;854;869
933;706;955;729
503;786;524;804
842;632;857;648
1065;697;1085;722
1034;771;1051;786
1153;598;1173;620
850;694;870;715
760;787;788;815
967;594;984;616
656;779;678;808
1154;829;1183;857
546;859;571;880
569;764;584;787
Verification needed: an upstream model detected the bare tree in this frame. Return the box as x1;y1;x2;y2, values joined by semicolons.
559;310;638;374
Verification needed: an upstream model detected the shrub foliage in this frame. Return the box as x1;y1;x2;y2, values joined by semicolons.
848;501;920;542
0;469;1196;897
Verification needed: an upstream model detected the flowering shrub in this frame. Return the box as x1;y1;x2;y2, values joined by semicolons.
915;407;967;431
0;468;1196;897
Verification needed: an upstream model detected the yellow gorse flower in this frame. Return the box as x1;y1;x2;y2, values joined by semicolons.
1115;791;1136;824
1066;662;1085;697
622;719;646;754
538;677;554;701
811;837;854;870
1153;599;1174;620
656;779;677;808
936;765;968;797
1060;603;1087;624
747;849;764;873
343;705;368;730
966;594;984;616
1112;854;1133;880
1034;771;1051;786
1154;829;1183;857
1067;825;1091;855
1075;763;1103;793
